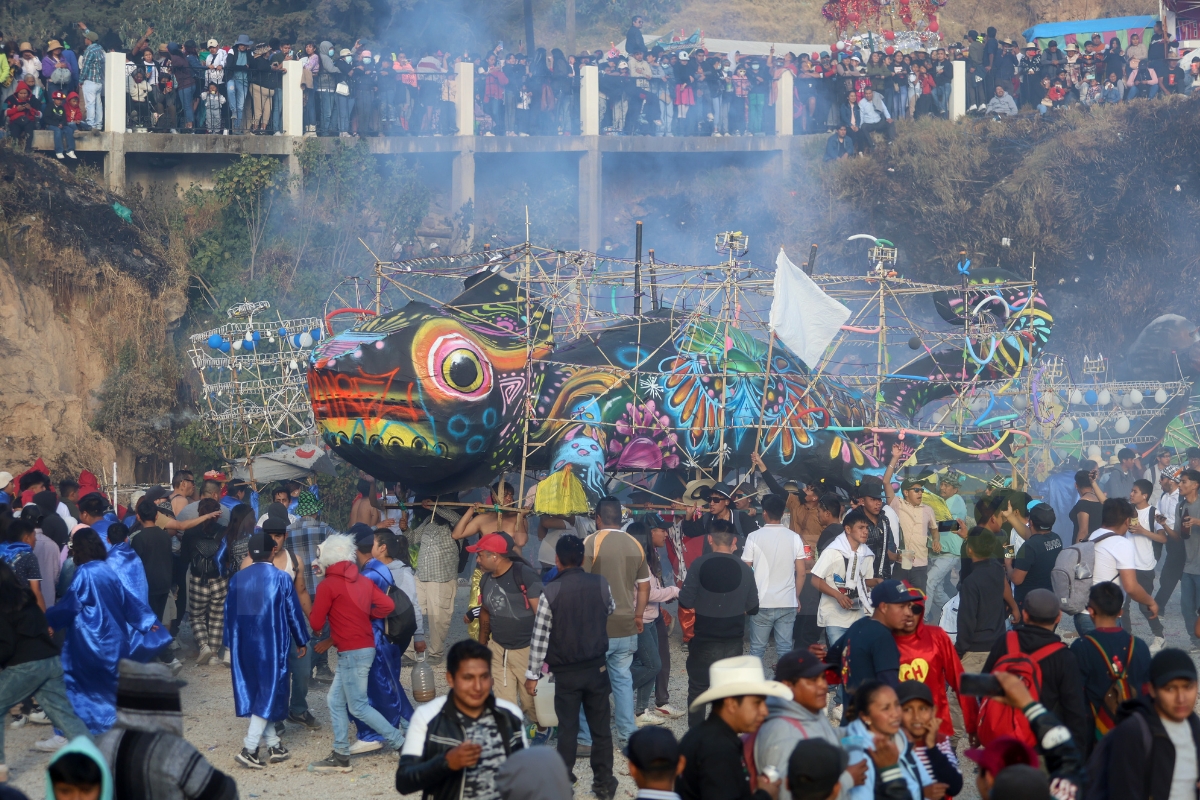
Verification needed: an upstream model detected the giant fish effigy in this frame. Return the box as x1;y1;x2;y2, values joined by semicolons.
306;266;1054;498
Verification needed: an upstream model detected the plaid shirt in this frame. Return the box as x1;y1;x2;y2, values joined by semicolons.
80;43;105;84
286;516;334;597
525;575;616;681
411;509;462;584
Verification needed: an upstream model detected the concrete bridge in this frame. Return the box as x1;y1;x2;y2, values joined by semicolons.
32;54;968;250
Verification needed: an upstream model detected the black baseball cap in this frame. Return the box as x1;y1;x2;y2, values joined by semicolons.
870;579;924;606
247;531;274;559
1029;503;1056;531
1151;648;1198;687
990;764;1052;800
896;680;934;707
775;649;831;682
625;726;678;771
787;740;846;800
642;513;669;530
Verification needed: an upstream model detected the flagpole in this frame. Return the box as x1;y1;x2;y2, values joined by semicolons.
754;331;776;456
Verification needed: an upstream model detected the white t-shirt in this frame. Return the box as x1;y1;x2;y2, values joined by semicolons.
1162;715;1198;800
1127;507;1164;571
742;524;805;609
812;543;874;628
1089;527;1137;585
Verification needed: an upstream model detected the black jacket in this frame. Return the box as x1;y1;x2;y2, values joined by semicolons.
1102;696;1200;800
0;596;58;668
395;692;524;800
678;552;758;641
677;714;770;800
983;624;1091;748
956;559;1008;655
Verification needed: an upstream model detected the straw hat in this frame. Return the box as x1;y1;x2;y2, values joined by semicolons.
18;42;33;55
47;40;64;52
689;656;792;711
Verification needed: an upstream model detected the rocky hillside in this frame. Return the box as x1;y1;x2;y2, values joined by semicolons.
0;148;186;479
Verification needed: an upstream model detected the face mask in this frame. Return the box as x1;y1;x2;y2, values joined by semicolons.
363;57;372;64
344;56;352;63
752;64;759;70
328;49;334;56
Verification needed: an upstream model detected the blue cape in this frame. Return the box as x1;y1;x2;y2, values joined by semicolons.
353;558;414;741
224;562;309;720
45;560;172;733
106;542;149;605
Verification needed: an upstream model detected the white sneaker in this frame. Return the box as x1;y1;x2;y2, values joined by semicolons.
66;151;77;159
55;153;64;160
348;739;382;754
273;131;282;136
197;646;214;666
654;704;685;719
27;710;50;725
35;735;67;752
223;649;232;665
168;659;184;676
222;129;229;135
968;104;978;112
1151;636;1167;655
635;711;666;727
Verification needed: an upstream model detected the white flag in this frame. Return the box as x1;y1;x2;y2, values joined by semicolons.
770;249;851;370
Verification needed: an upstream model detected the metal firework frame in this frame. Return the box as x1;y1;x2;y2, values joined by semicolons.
188;302;325;459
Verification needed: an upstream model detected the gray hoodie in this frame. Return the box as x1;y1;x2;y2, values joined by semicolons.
317;40;341;91
754;695;855;800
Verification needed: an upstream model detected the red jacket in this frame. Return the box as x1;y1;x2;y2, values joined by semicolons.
894;614;979;737
309;561;393;652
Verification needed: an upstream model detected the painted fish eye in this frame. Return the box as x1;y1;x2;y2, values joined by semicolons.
442;349;483;393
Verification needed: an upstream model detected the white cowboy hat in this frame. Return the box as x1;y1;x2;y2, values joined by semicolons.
689;656;792;711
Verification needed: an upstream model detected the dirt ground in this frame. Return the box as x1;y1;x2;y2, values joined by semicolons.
3;582;1194;798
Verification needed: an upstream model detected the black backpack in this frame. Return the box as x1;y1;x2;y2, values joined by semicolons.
383;582;418;651
190;533;223;581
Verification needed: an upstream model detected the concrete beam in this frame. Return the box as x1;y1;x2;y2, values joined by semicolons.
578;143;601;251
580;65;600;136
452;143;475;250
775;70;794;136
104;52;126;133
102;132;126;194
282;61;304;137
951;60;966;121
456;62;474;136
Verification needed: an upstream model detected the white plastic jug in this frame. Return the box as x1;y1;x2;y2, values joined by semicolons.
533;674;558;726
411;651;436;703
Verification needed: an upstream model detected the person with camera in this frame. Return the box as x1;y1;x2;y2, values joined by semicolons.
1164;469;1200;649
810;508;877;651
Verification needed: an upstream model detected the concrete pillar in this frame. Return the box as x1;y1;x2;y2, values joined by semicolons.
580;65;600;136
103;133;126;195
775;70;794;135
452;142;475;250
951;60;966;121
282;61;304;136
455;62;474;135
578;145;601;251
103;52;126;133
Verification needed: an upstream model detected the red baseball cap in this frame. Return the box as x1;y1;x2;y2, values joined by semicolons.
466;532;517;556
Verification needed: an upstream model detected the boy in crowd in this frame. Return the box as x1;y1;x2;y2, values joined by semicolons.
1126;478;1167;651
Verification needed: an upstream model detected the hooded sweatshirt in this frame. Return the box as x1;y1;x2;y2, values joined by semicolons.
317;41;341;92
754;695;855;800
845;718;930;800
45;735;114;800
893;611;978;737
309;560;393;651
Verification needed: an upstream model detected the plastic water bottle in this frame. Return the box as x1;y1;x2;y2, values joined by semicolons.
411;651;436;703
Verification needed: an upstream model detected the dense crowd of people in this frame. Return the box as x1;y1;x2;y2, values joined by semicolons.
4;17;1198;158
0;440;1196;799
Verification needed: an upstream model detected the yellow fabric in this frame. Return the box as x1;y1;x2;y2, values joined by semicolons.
534;468;591;516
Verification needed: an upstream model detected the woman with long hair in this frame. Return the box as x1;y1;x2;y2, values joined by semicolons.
184;498;230;666
372;528;423;650
46;529;171;734
223;502;257;577
0;559;89;768
627;518;681;724
844;681;931;800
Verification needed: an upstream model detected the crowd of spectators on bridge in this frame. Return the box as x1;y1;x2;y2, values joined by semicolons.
1;16;1199;157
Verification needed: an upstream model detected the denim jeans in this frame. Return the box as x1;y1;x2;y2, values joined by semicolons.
1073;610;1097;637
179;84;195;127
51;123;77;154
227;77;248;132
577;631;639;745
289;639;312;717
925;556;959;625
933;83;951;114
337;95;355;133
748;607;797;659
1127;84;1159;100
82;80;103;129
632;623;662;714
318;91;336;133
328;647;404;754
270;88;283;133
1182;573;1200;646
0;656;89;762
